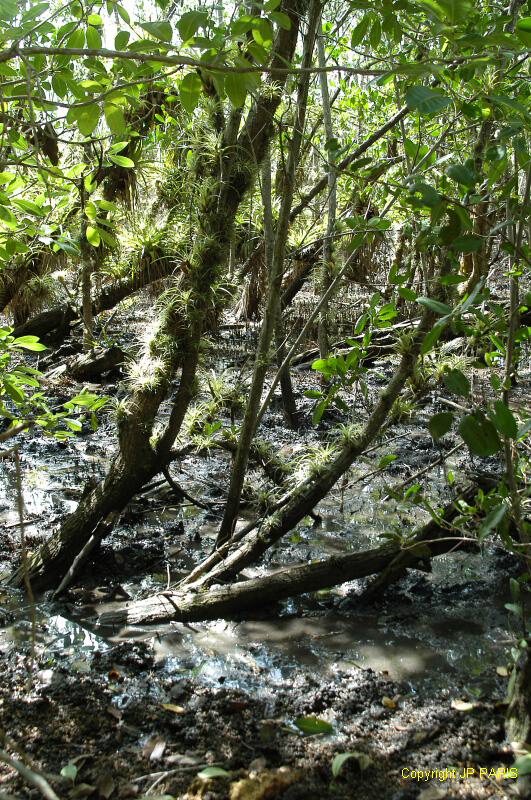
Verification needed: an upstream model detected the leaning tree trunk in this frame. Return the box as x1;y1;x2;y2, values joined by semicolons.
179;305;437;592
218;0;321;544
6;0;307;593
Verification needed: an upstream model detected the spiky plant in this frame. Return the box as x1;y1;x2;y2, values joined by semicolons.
0;247;66;323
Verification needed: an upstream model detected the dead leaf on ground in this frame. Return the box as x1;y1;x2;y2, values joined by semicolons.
69;784;96;798
419;785;448;799
143;736;166;761
230;767;300;800
382;696;397;709
97;773;116;799
450;699;477;712
165;753;202;766
161;703;185;714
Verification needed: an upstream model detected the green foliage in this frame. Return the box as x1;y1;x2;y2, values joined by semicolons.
294;716;333;736
0;327;107;439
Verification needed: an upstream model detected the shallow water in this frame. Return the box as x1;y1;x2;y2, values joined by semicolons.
0;394;517;705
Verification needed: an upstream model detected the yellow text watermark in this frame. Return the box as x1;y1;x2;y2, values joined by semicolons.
402;767;518;782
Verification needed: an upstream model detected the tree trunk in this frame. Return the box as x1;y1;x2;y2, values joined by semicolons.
79;219;94;353
263;144;299;428
6;0;307;593
217;0;321;545
506;649;531;744
316;32;337;360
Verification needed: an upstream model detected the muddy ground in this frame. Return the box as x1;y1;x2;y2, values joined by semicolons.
0;298;528;800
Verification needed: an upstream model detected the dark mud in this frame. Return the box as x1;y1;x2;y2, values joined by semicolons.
1;301;528;799
0;639;513;800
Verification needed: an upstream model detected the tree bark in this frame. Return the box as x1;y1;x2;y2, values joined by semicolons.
316;32;337;360
506;649;531;744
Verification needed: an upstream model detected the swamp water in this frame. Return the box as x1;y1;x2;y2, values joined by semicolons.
0;411;516;708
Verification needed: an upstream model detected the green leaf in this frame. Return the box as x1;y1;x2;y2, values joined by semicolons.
86;25;102;49
515;754;531;777
96;199;118;211
459;413;502;457
515;17;531;47
428;412;454;440
225;73;247;107
398;287;417;301
444;369;470;397
3;380;25;404
490;400;517;438
60;764;78;783
351;15;371;47
108;154;135;168
0;0;18;21
96;227;118;249
479;503;507;540
104;103;126;135
67;28;85;49
75;104;100;137
86;226;100;247
115;30;130;49
0;205;17;228
312;399;328;425
417;296;452;315
179;72;202;113
197;766;230;780
405;86;452;115
64;418;83;432
447;163;477;187
138;20;173;42
450;234;482;253
378;454;398;469
13;199;44;216
177;10;207;41
370;17;381;48
294;716;334;736
109;141;129;154
367;217;392;231
269;11;291;29
13;336;46;351
408;181;441;208
440;209;463;244
421;322;445;355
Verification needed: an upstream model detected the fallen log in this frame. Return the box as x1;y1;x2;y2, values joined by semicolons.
96;484;476;626
68;345;126;381
12;257;178;342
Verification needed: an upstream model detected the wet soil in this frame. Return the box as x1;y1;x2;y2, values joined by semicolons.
0;638;513;800
1;298;529;800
